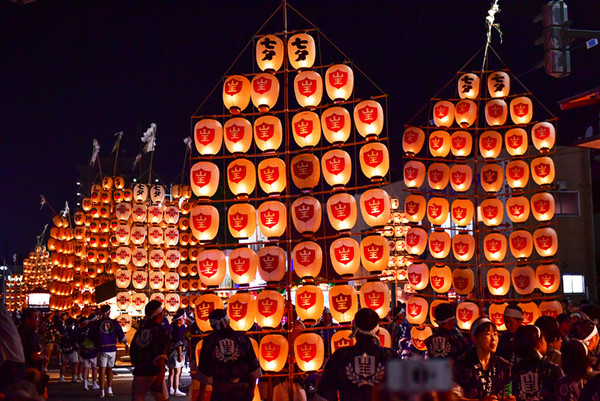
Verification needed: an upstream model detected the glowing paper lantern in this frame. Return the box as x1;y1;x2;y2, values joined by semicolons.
539;301;563;319
480;163;504;193
411;325;433;351
509;230;533;260
164;272;180;291
403;127;425;155
258;158;287;195
294;70;323;108
331;330;355;353
485;99;508;126
487;267;511;296
256;290;285;329
489;303;508;331
149;249;165;269
257;246;286;284
294;333;324;372
165;250;181;269
479;130;503;159
428;230;451;259
455;100;477;127
456;302;480;331
483;233;507;262
506;160;530;189
360;142;390;181
322;149;352;187
451;131;473;157
429;130;451;157
197;249;226;287
359;281;391;319
517;302;540;326
227;158;256;198
432;100;455;128
223;75;251;114
328;285;358;323
131;292;147;311
251;73;279;112
133;184;148;202
426;197;449;226
295;285;324;323
404;195;427;223
116;292;131;310
254;115;283;152
291;153;320;191
405;227;428;256
115;246;132;265
321;107;351;144
288;33;316;69
116;313;132;333
506;196;530;223
504;128;528;157
292;111;321;147
131;248;148;268
224;117;253;154
194;294;224;332
450;164;473;192
377;327;392;348
228;292;257;332
452;267;475;295
480;198;504;227
533;227;558;257
190;205;219;242
292;241;322;279
258;201;287;238
163;206;180;225
407;263;429;291
532;122;556;151
326;193;357;232
429;265;452;293
292;196;322;235
360;235;390;273
131;270;148;290
194;119;223;155
451;198;474;227
115;269;131;289
427;163;450;190
360;188;391;227
325;64;354;101
531;192;555;222
227;203;256;239
330;237;360;276
406;296;428;325
512;265;536;295
487;71;510;97
228;247;258;285
190;162;219;198
403;160;426;188
510;96;533;125
255;34;284;72
259;335;288;373
353;100;384;139
531;157;555;186
458;73;480;99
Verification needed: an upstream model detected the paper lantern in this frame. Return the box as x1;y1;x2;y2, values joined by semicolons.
428;231;451;260
256;290;285;329
405;227;428;256
228;292;257;332
429;300;451;328
258;158;286;195
150;185;165;203
114;224;130;245
429;130;451;157
485;99;508;126
131;248;148;267
251;73;279;112
509;230;533;260
328;285;358;323
194;119;223;155
116;292;131;310
115;246;132;266
510;96;533;125
426;197;449;226
430;264;452;293
259;335;288;373
506;196;531;223
377;327;392;348
292;196;322;235
506;160;530;189
360;188;391;227
322;149;352;187
288;33;316;69
223;117;253;154
450;130;473;157
480;163;504;193
165;250;181;269
451;198;474;227
227;158;256;198
292;241;322;279
403;127;425;155
223;75;251;114
326;193;357;232
149;249;165;269
258;246;286;284
294;333;324;372
531;192;555;222
163;206;180;225
533;227;558;257
321;106;351;144
164;272;180;291
190;205;219;242
292;111;321;147
487;71;510;97
359;281;391;319
455;100;477;127
164;228;179;247
531;157;555;186
517;302;540;326
291;153;320;191
331;330;355;353
194;293;224;332
452;267;475;295
479;130;502;159
295;285;324;323
325;64;354;101
479;198;504;227
354;100;384;138
411;325;433;351
228;247;258;285
433;100;455;128
450;164;473;192
148;206;164;225
483;233;507;262
330;237;360;276
255;34;284;72
487;267;511;296
115;269;131;288
512;265;536;295
456;302;480;331
163;293;180;313
532;122;556;151
131;292;147;311
427;163;450;190
403;160;426;189
458;73;480;99
406;296;428;325
258;201;287;238
133;184;148;202
536;263;560;293
150;292;165;305
505;128;528;156
114;203;132;222
489;303;508;331
360;235;390;273
360;142;390;181
407;263;429;291
130;204;146;224
131;270;148;290
197;249;226;287
539;301;563;319
116;313;132;333
294;70;322;108
254;115;283;152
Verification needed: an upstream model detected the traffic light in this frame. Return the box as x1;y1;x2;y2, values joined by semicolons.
538;1;571;78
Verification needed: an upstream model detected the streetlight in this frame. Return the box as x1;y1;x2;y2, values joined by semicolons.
0;265;8;306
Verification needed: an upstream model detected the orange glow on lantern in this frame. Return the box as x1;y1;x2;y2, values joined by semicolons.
360;188;391;227
292;111;321;147
295;285;324;323
292;196;322;235
331;330;355;352
517;302;539;326
512;265;536;295
426;197;449;226
328;285;358;323
405;227;428;256
194;294;224;331
506;196;530;223
536;264;560;294
407;263;429;290
190;162;219;198
322;149;352;187
287;33;315;69
510;96;533;125
254;115;283;152
489;303;508;331
224;117;253;154
258;246;286;284
228;247;258;285
227;158;256;198
259;335;288;373
539;301;563;319
532;122;556;151
509;230;533;260
505;128;528;156
294;333;324;372
194;119;223;156
360;142;390;181
487;267;511;296
433;101;455;128
164;272;180;291
452;267;475;295
403;127;425;155
450;164;473;192
292;241;322;279
257;201;287;238
227;203;256;239
256;290;285;329
325;64;354;101
487;71;510;97
223;75;251;114
480;163;504;193
133;184;148;202
429;130;451;157
450;130;473;157
456;302;480;331
294;70;322;108
531;156;555;186
326;193;357;232
427;163;450;190
479;198;504;227
228;292;257;332
479;131;503;159
451;198;474;227
485;99;508;126
359;281;391;319
406;296;429;325
531;192;555;222
506;160;530;189
321;106;351;144
455;100;477;127
403;160;426;188
411;325;433;351
458;73;480;99
354;100;384;138
360;235;390;273
330;237;360;276
197;249;226;287
483;233;507;262
256;34;284;72
430;264;452;293
251;73;279;112
533;227;558;257
404;195;427;223
291;153;320;191
131;270;148;290
258;158;287;195
190;205;219;242
428;230;451;259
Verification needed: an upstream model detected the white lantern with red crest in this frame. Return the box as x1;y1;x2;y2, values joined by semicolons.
294;333;324;372
479;198;504;227
190;162;219;198
487;267;511;296
251;73;279;112
458;73;480;99
294;71;322;108
531;157;555;186
505;128;528;156
480;163;504;193
407;263;429;290
131;248;148;267
479;131;503;159
190;205;219;242
360;188;391;227
403;160;426;189
116;292;131;310
150;185;165;203
449;133;472;160
287;33;315;69
509;230;533;260
510;96;533;124
426;197;449;226
322;150;351;187
194;119;223;155
116;314;132;333
403;127;425;155
321;107;351;144
115;246;132;266
483;233;507;262
455;100;477;127
165;250;181;269
377;327;392;348
517;302;540;326
532;122;556;151
449;164;473;192
485;99;508;126
258;158;286;195
429;130;451;157
406;296;428;325
292;196;321;235
489;303;508;331
292;111;321;148
163;227;179;247
359;281;391;319
228;292;257;332
115;269;131;289
149;249;165;269
227;158;256;198
360;142;389;181
295;285;324;323
531;192;555;222
427;163;450;191
194;293;224;332
164;205;180;224
164;272;180;291
452;267;475;295
224;117;253;154
539;301;563;319
256;290;285;329
451;198;474;227
354;100;384;138
131;204;147;224
133;183;148;202
131;292;147;312
292;241;322;279
457;302;480;331
428;230;451;260
228;247;258;285
331;330;355;353
258;201;287;238
258;246;286;284
534;227;558;257
254;115;283;152
512;265;536;295
404;195;427;223
115;202;132;221
131;270;148;290
429;264;452;293
328;285;358;323
536;264;560;293
223;75;251;114
291;153;320;191
325;64;354;101
330;237;360;277
411;326;433;352
326;193;356;232
197;249;226;287
259;335;288;373
405;227;428;256
432;101;455;128
150;292;165;306
360;235;390;273
506;196;530;223
256;34;284;72
227;203;256;239
488;71;510;97
148;207;163;226
506;160;530;189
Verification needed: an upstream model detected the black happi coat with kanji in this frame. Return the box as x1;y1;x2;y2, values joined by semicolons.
512;355;563;401
424;326;467;360
454;348;512;400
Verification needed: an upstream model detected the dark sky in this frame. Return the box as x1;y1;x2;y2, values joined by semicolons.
1;0;599;263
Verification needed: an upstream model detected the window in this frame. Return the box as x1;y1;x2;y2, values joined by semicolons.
563;274;585;294
556;191;580;217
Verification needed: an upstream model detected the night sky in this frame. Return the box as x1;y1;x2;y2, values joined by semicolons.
1;0;599;265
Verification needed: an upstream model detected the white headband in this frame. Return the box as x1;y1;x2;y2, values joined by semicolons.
151;306;164;318
583;325;598;348
471;318;493;338
350;324;381;346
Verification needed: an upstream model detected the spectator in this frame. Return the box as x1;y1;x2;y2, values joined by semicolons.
38;311;58;372
556;313;571;342
315;308;335;359
497;304;524;366
78;315;99;391
58;317;81;383
389;304;411;354
167;309;187;397
555;339;596;401
535;315;562;366
18;309;47;372
0;303;26;394
569;318;600;370
425;303;467;360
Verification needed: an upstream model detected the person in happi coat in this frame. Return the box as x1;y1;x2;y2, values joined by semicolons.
425;302;467;360
555;339;597;401
569;318;600;370
497;304;523;367
535;315;562;366
167;309;187;397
